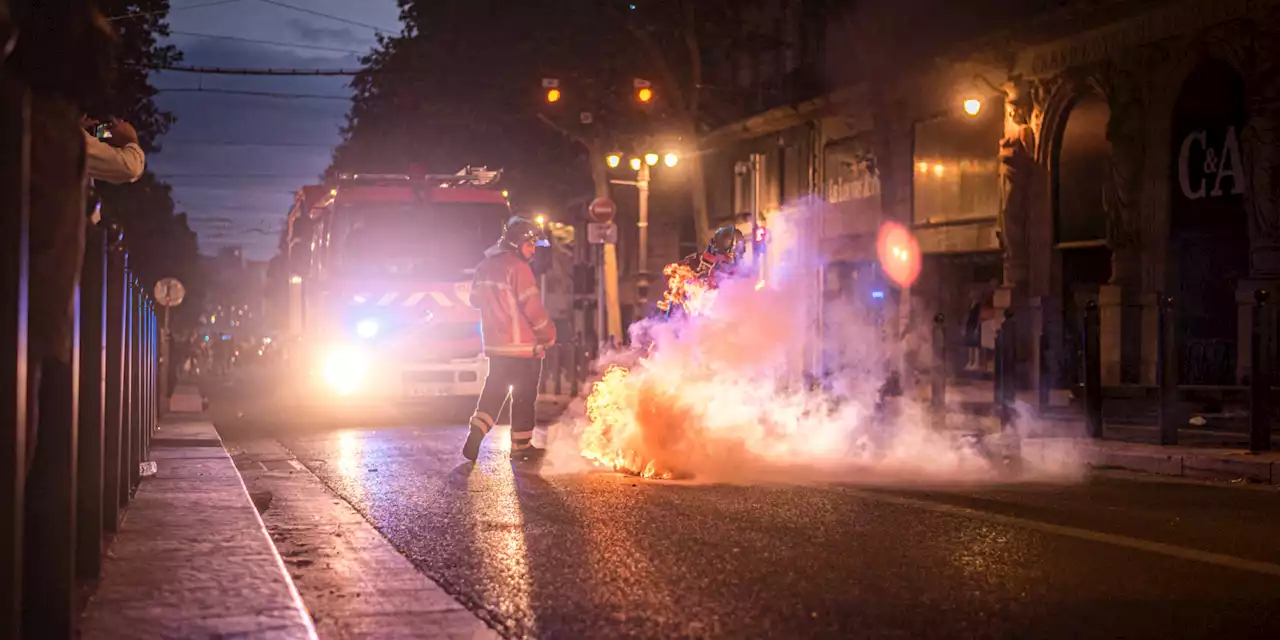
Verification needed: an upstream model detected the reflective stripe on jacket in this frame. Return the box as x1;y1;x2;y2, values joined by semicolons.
469;248;556;358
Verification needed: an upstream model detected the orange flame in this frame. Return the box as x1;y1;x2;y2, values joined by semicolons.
580;365;674;478
654;262;717;316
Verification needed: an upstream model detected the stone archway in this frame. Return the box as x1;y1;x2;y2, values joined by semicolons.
1048;90;1113;385
1169;58;1250;385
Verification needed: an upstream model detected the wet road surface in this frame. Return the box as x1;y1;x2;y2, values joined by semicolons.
207;374;1280;639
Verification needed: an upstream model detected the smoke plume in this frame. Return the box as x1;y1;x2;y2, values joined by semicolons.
546;203;1084;485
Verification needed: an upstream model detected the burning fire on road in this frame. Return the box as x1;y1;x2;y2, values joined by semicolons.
556;210;1083;484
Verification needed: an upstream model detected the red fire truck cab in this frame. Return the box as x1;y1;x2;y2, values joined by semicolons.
282;168;508;413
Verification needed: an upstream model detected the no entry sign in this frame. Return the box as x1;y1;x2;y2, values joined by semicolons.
588;197;616;223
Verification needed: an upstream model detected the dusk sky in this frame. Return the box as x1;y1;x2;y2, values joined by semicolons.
144;0;402;261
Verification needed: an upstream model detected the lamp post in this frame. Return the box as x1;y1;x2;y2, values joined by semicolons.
609;151;678;308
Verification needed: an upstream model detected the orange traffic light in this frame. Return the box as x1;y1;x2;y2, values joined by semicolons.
547;88;562;103
636;87;653;103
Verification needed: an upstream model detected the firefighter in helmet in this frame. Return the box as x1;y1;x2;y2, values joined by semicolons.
463;216;556;463
679;225;745;282
658;225;746;319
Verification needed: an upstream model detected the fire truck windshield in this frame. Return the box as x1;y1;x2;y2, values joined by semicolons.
337;202;507;279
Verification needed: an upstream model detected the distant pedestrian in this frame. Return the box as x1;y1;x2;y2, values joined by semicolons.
463;216;556;463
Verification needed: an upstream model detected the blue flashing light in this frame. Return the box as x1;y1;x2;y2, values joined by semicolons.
356;318;380;339
871;290;885;299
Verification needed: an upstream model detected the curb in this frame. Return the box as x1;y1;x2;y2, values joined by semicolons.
1050;440;1280;485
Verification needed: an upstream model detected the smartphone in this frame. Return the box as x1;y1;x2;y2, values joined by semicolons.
94;123;112;140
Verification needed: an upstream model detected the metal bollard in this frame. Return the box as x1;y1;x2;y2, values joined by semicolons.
1157;293;1178;445
1250;289;1271;453
1000;309;1016;434
76;225;107;579
103;249;126;531
0;74;32;640
1038;332;1051;414
993;326;1004;413
570;341;581;397
1083;301;1103;438
930;313;946;431
552;345;563;396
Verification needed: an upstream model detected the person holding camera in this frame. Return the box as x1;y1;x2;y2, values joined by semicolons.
81;115;144;184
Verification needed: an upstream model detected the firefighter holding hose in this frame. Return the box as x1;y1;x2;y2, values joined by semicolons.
463;216;556;463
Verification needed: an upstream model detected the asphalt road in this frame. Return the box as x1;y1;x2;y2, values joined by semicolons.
209;375;1280;639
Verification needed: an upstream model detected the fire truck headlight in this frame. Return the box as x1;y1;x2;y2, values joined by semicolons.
322;346;369;396
355;318;380;339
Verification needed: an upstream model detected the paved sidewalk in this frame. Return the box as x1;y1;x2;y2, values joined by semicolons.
79;390;317;639
1024;438;1280;485
228;437;498;640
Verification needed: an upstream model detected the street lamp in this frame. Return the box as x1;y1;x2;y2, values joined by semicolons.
606;148;683;307
535;214;546;227
963;98;982;116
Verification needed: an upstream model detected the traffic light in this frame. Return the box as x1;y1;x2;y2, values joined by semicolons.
542;77;561;104
634;78;653;104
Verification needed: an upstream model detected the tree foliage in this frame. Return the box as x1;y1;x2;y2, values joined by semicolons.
329;1;593;212
93;1;204;328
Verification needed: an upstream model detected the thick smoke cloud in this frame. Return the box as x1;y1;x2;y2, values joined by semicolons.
546;199;1084;485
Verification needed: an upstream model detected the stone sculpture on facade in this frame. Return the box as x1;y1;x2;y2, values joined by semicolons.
998;82;1036;287
1098;60;1145;286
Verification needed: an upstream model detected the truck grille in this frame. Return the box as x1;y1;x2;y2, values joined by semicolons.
403;370;479;384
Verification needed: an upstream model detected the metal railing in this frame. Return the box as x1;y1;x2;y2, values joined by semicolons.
1079;292;1273;452
539;341;588;397
3;84;162;638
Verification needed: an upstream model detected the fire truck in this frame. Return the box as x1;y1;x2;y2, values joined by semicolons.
280;168;508;412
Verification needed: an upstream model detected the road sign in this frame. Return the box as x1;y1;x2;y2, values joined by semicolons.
587;222;618;245
588;197;616;223
154;277;186;307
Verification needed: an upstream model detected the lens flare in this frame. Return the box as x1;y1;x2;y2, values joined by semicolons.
876;221;922;288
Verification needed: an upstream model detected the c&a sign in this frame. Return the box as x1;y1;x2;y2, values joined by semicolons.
1177;125;1245;201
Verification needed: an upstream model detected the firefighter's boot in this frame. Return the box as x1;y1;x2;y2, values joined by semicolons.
462;412;494;462
511;445;547;464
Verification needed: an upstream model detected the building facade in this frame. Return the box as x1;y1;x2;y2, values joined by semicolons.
702;0;1280;391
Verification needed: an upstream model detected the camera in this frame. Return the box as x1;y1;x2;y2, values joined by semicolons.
93;122;112;140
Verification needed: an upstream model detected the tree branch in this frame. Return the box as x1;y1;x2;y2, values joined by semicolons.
681;0;701;120
536;112;590;148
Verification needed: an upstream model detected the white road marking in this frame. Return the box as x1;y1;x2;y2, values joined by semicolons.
850;489;1280;578
403;292;426;307
376;292;398;306
430;291;453;307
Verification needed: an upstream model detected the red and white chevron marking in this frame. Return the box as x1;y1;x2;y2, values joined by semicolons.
350;283;472;308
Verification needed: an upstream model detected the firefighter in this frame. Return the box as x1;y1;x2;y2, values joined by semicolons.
661;225;746;319
679;225;746;281
463;216;557;462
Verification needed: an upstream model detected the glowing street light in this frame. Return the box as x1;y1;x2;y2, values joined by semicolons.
644;153;659;166
963;98;982;116
501;189;509;199
636;87;653;103
629;157;642;171
535;214;546;227
606;153;621;168
664;152;679;168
